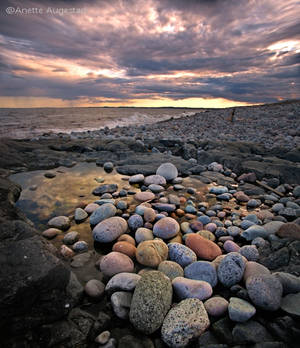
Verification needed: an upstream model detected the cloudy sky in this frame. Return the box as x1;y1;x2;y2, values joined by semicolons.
0;0;299;108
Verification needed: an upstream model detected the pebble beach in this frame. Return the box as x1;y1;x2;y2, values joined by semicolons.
0;101;300;347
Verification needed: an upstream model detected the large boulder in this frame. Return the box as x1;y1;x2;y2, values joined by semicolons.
0;220;82;333
129;271;172;334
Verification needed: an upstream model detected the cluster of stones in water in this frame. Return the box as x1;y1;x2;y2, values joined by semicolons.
42;162;300;347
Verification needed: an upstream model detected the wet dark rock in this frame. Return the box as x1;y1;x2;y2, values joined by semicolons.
92;184;118;196
267;316;298;345
212;317;234;345
237;183;266;196
197;330;221;346
259;247;290;270
37;320;86;348
190;164;207;174
232;320;273;344
0;220;79;334
118;334;154;348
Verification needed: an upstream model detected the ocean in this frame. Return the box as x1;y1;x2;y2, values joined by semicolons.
0;107;205;139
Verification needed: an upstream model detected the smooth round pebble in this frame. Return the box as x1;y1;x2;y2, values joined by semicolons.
42;228;60;239
60;245;74;258
158;260;184;280
241;225;268;241
111;291;132;319
204;296;229;317
227;226;241;237
184;261;218;287
156;162;178;181
128;214;144;231
90;203;117;226
93;217;127;243
112;241;136;258
181;222;193;234
190;220;204;231
95;331;110;345
135;227;153;243
100;252;134;278
143;207;156;222
148;184;164;193
105;272;141;293
205;223;217;233
129;174;145;184
116;200;127;210
136;239;168;267
228;297;256;322
168;242;197;268
103;162;114;172
63;231;79;245
48;216;70;231
84;203;100;214
72;241;88;252
197;230;216;241
224;240;240;253
74;208;88;222
134;191;155;202
153;217;180;239
197;215;211;225
144;174;166;186
85;279;105;299
185;234;222;261
172;277;212;301
117;234;136;246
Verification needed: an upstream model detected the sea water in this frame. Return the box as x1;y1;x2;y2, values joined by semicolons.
0;107;205;139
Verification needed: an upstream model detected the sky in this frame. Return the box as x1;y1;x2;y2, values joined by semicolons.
0;0;299;108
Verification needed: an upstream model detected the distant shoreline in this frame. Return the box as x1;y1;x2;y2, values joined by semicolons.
1;99;299;109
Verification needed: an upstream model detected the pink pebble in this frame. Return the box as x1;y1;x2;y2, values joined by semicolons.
205;223;217;233
224;240;240;253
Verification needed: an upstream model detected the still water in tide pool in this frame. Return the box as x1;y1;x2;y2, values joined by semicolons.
9;163;131;250
9;163;208;251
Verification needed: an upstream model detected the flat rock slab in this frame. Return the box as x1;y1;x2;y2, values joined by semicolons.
116;153;192;176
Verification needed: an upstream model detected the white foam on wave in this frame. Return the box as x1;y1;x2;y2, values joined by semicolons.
103;110;197;129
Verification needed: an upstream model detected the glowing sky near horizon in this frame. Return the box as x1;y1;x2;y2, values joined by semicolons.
0;0;299;108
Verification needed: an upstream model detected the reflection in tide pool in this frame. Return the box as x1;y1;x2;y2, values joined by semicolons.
9;163;133;250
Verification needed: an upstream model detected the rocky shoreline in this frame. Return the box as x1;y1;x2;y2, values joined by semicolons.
0;101;300;347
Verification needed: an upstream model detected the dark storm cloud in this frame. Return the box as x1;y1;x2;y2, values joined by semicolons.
0;0;299;105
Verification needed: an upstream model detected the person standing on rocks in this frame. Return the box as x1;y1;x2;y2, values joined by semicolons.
228;108;236;122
